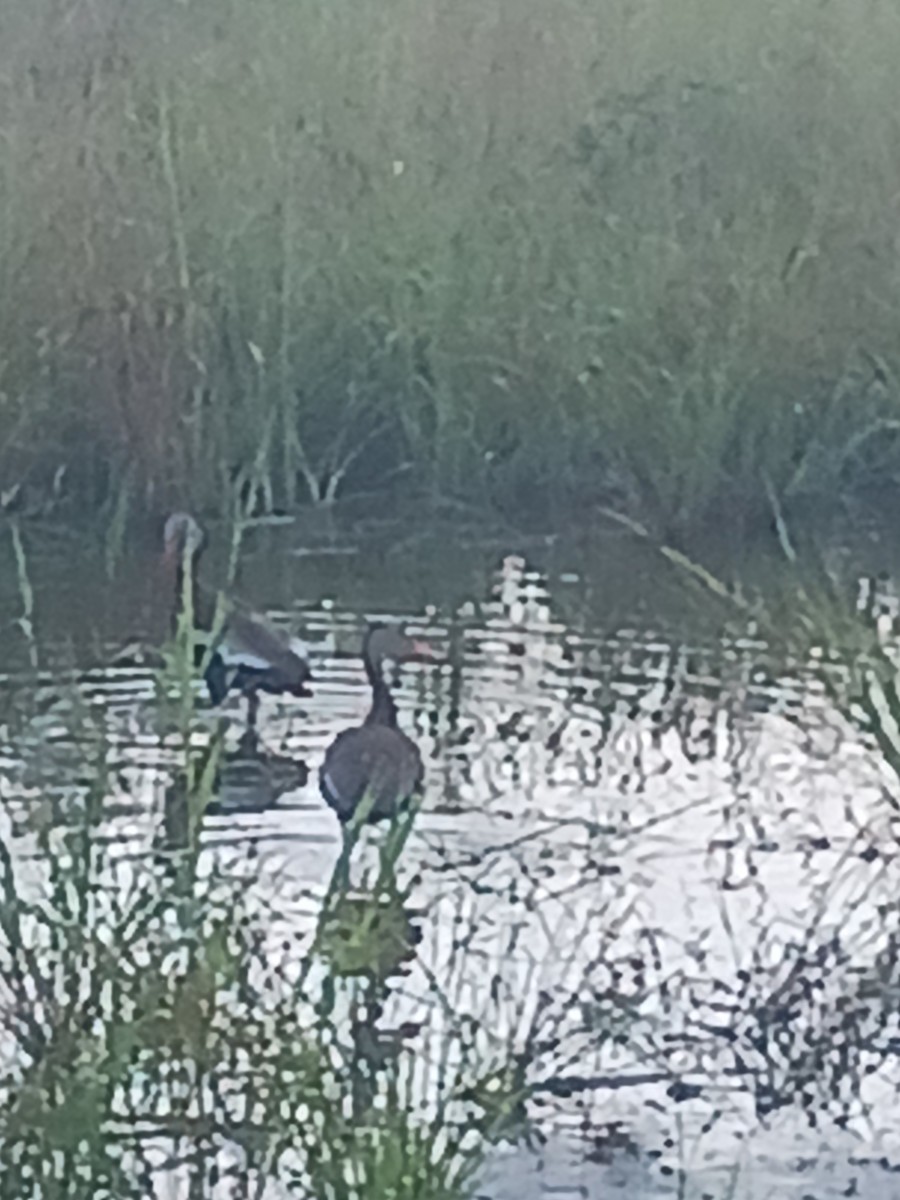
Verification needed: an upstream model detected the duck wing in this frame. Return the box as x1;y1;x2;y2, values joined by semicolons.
218;609;311;688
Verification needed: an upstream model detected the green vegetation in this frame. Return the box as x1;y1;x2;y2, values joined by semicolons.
8;3;900;1181
0;557;544;1199
2;0;900;538
6;480;900;1194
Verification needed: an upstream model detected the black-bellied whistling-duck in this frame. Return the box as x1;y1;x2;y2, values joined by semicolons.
162;512;312;736
320;624;433;824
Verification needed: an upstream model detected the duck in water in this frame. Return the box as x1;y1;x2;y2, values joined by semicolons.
163;512;312;743
320;624;433;825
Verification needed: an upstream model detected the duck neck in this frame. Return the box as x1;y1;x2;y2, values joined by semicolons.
364;651;398;728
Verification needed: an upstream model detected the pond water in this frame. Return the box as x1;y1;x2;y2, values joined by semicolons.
2;514;900;1198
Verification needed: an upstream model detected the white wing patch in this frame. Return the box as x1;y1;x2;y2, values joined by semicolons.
218;641;272;671
322;771;338;799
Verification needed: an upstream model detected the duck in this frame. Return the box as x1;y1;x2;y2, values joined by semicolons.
162;512;312;738
320;624;433;825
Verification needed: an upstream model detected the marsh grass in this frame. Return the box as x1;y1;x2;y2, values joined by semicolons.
9;521;38;673
0;541;573;1199
10;501;900;1194
3;0;900;534
591;507;900;1126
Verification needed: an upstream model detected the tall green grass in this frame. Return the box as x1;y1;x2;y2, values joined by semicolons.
0;540;544;1199
2;0;900;535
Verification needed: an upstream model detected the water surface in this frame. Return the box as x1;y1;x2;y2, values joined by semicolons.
2;515;900;1198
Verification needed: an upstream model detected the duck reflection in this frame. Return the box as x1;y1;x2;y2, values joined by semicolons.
162;735;308;849
208;734;308;815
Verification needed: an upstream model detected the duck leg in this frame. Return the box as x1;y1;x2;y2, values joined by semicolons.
246;688;260;731
237;689;262;756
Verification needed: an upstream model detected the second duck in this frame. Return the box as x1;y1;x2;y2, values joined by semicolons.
320;624;434;825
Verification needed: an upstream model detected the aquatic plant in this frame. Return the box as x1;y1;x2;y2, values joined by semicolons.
0;552;591;1199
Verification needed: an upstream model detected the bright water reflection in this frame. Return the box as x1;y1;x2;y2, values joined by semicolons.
2;521;900;1198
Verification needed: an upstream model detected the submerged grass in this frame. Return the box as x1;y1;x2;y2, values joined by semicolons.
2;0;900;536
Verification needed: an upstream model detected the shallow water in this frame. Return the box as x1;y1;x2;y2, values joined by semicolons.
3;515;900;1198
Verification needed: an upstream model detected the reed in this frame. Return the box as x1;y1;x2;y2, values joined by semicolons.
1;0;900;535
0;552;570;1199
8;521;38;671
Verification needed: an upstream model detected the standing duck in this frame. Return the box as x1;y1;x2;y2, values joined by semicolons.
320;624;433;824
163;512;312;737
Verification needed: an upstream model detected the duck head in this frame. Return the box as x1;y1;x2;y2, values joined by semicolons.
163;512;205;568
364;623;434;677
